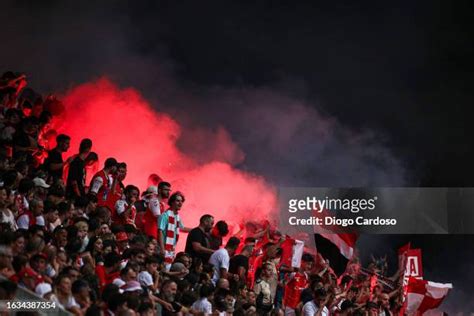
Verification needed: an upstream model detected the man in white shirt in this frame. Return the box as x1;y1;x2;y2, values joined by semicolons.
208;237;241;285
302;287;329;316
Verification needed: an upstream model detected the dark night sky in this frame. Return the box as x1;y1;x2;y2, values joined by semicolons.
2;1;474;311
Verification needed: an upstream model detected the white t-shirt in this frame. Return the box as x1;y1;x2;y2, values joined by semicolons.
209;248;230;284
0;209;17;230
138;271;153;287
302;300;329;316
192;297;212;315
17;214;45;229
50;294;80;310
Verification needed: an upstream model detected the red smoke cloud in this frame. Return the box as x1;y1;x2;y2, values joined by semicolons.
53;78;277;232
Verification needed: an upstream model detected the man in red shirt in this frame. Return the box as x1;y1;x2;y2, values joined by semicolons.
113;185;139;226
105;162;127;216
283;253;315;316
95;252;122;291
143;181;171;239
88;157;117;206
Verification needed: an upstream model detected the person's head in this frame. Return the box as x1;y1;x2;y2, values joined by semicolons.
85;152;98;167
168;191;185;211
100;223;111;235
120;265;138;282
199;214;214;232
247;290;256;305
124;185;139;203
157;181;171;199
18;178;35;196
72;279;90;300
312;287;328;307
108;293;128;313
240;245;254;257
225;237;241;256
213;220;229;238
116;162;127;181
261;262;274;279
138;302;154;316
378;292;390;308
87;236;103;254
161;279;177;302
55;274;73;296
145;241;156;256
366;301;379;316
199;283;214;299
190;257;203;273
216;278;230;290
30;253;47;274
29;198;44;217
301;253;315;272
56;134;71;152
347;286;358;300
145;256;160;274
103;157;118;173
104;252;122;271
0;187;8;208
75;220;89;241
79;138;93;155
43;201;59;223
128;248;146;265
11;231;25;254
340;300;355;315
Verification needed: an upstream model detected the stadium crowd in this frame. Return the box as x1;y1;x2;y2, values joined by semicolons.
0;71;405;316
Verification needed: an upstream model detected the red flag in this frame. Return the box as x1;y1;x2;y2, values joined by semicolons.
406;277;452;315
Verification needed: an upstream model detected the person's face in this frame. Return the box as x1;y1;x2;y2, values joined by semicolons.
100;224;111;235
204;218;214;232
9;113;20;125
59;277;72;295
77;226;88;240
134;253;145;265
159;186;171;199
117;167;127;181
182;256;192;269
68;270;80;282
347;290;356;300
302;260;314;272
141;308;154;316
59;140;70;152
45;210;58;223
56;253;67;269
94;239;103;252
148;262;158;273
247;291;256;305
126;189;139;203
146;243;156;256
78;286;90;300
126;269;137;281
263;265;273;278
163;282;177;302
379;294;390;308
225;294;234;309
118;240;129;250
0;189;7;206
56;230;68;247
315;295;327;307
13;237;25;252
171;195;184;211
35;258;47;273
32;201;44;216
103;246;112;255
